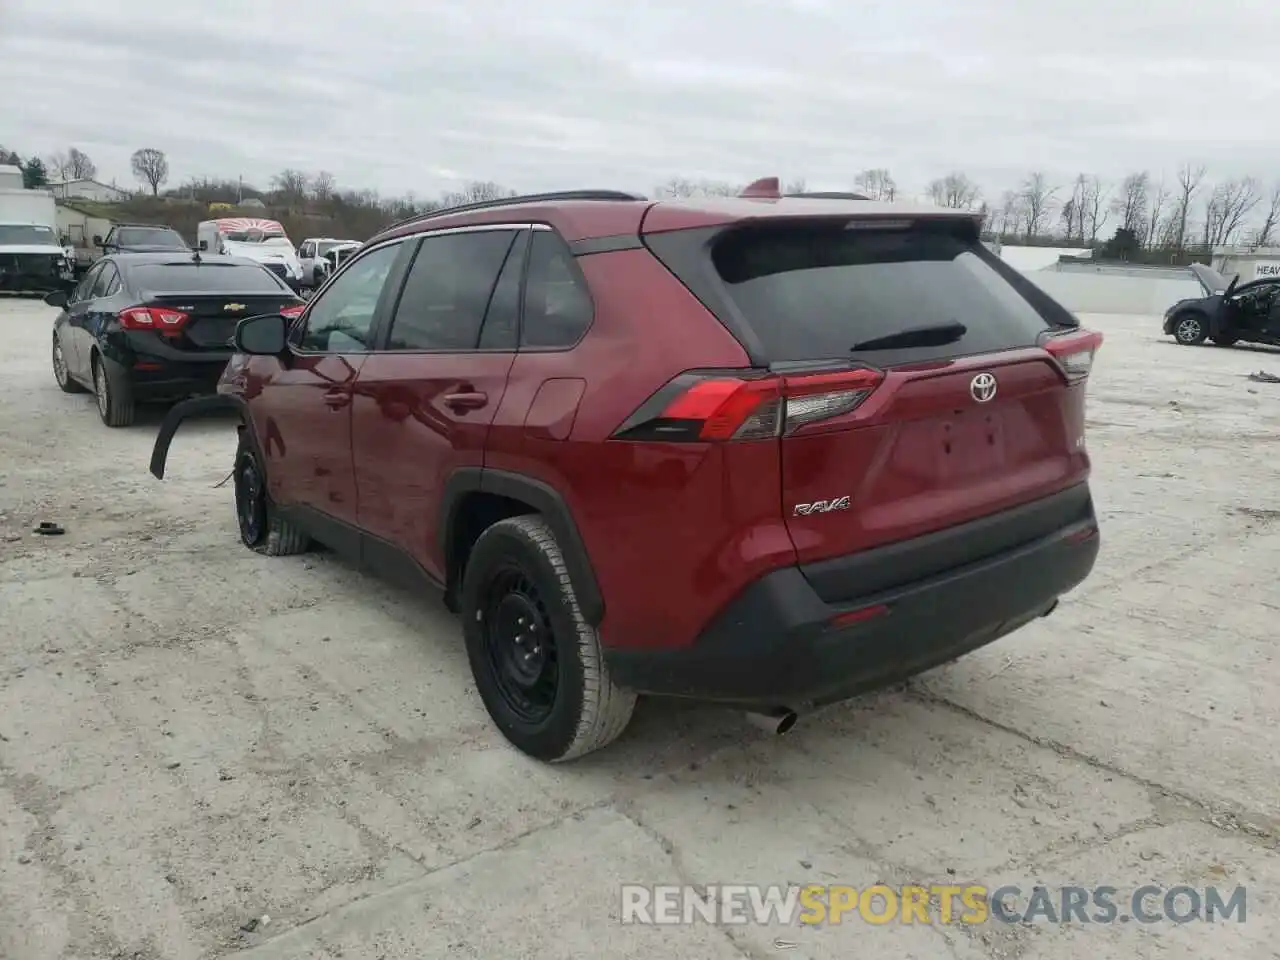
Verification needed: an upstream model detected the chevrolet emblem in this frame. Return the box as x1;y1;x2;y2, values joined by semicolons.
224;303;245;312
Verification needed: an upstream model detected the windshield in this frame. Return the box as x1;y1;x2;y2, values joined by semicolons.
316;240;344;255
117;227;186;248
224;230;290;244
0;224;58;246
131;263;289;294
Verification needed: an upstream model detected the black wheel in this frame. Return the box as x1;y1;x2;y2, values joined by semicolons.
234;436;310;556
52;334;85;394
92;354;135;427
1173;313;1207;345
461;515;636;762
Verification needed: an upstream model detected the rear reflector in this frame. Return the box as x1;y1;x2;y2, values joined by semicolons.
119;306;190;331
612;368;883;443
1041;327;1103;381
280;304;305;320
828;603;890;629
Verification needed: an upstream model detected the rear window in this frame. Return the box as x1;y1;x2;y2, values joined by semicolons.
117;227;186;248
710;222;1055;363
130;263;287;294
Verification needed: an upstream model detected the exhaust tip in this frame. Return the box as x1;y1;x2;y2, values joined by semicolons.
744;709;799;736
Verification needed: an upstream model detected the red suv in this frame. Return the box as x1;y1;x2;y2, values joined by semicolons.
150;181;1102;762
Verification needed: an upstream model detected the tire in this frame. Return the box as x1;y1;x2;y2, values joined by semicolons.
92;354;136;427
233;435;310;556
461;515;636;762
1172;313;1208;345
52;334;85;394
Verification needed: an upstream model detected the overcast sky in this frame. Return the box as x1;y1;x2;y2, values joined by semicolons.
2;0;1278;203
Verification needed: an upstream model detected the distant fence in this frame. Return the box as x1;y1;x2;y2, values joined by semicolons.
1019;271;1201;315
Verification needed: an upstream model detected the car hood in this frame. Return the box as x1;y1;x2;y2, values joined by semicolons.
0;243;67;255
223;241;301;270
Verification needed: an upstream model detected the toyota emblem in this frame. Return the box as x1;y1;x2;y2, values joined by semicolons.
970;373;998;403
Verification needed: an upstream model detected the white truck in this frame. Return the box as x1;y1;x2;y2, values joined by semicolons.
0;167;77;293
197;217;305;290
296;236;361;289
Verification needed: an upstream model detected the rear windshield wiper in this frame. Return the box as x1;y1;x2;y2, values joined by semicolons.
851;321;967;352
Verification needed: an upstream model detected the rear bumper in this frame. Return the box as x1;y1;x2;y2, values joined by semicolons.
603;488;1100;709
109;333;232;401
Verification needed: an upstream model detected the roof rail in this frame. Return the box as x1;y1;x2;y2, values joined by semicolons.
785;191;873;201
381;189;647;234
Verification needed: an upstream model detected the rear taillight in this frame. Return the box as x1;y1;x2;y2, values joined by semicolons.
611;368;884;442
280;304;305;320
119;306;190;331
1041;328;1103;381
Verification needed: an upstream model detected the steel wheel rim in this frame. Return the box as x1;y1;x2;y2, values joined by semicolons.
94;365;109;415
482;566;559;724
235;456;266;544
52;339;67;384
1177;317;1201;341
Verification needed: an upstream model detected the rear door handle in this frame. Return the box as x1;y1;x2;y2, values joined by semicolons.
323;388;351;410
444;391;488;411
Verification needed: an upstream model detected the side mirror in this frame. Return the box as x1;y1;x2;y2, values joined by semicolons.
234;313;288;355
92;235;103;246
198;239;209;251
43;290;69;308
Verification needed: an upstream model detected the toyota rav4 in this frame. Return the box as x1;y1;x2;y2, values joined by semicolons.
150;180;1103;762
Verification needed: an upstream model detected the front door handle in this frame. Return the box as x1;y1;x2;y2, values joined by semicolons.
444;391;488;411
323;388;351;410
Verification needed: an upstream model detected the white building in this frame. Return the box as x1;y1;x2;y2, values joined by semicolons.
47;178;130;202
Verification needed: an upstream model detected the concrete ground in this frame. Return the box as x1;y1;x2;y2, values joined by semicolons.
0;298;1277;960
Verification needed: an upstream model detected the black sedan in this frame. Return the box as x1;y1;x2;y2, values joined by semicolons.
1164;263;1280;348
46;252;305;427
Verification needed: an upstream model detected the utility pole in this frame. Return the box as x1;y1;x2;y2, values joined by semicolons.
238;175;243;204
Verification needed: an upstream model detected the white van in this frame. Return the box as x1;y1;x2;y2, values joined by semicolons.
197;218;305;289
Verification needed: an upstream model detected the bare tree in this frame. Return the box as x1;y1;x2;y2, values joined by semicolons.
310;171;336;202
130;148;169;196
1202;177;1260;247
1146;178;1169;249
783;177;807;194
440;180;517;207
269;169;309;206
655;176;698;199
1255;182;1280;247
1111;172;1149;234
927;172;982;209
67;148;96;179
1083;175;1108;242
854;168;897;201
1019;172;1058;241
1059;195;1078;242
994;189;1025;237
1173;163;1206;254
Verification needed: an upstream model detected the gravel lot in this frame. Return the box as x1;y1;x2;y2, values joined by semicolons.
1;297;1277;960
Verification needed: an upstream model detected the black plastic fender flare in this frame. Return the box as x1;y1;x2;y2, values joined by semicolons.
439;467;605;625
149;394;249;480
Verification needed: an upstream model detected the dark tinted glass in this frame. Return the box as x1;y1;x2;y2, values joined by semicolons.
521;231;593;348
90;264;118;298
117;227;186;248
385;230;516;351
130;263;288;294
711;222;1054;364
478;231;528;350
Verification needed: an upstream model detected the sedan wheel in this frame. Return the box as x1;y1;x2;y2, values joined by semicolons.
52;336;85;394
1174;315;1207;345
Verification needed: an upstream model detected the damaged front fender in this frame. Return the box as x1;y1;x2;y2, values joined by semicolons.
149;394;247;479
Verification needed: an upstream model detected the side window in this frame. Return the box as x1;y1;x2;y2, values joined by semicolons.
91;263;118;299
300;241;314;258
73;264;103;302
384;229;517;351
521;230;593;349
478;231;529;350
297;242;402;353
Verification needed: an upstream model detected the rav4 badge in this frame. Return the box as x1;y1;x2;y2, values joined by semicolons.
793;496;852;517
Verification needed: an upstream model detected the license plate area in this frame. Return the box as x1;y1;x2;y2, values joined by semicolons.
187;317;237;348
938;409;1006;480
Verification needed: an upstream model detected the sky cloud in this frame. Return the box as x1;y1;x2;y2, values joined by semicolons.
2;0;1279;202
